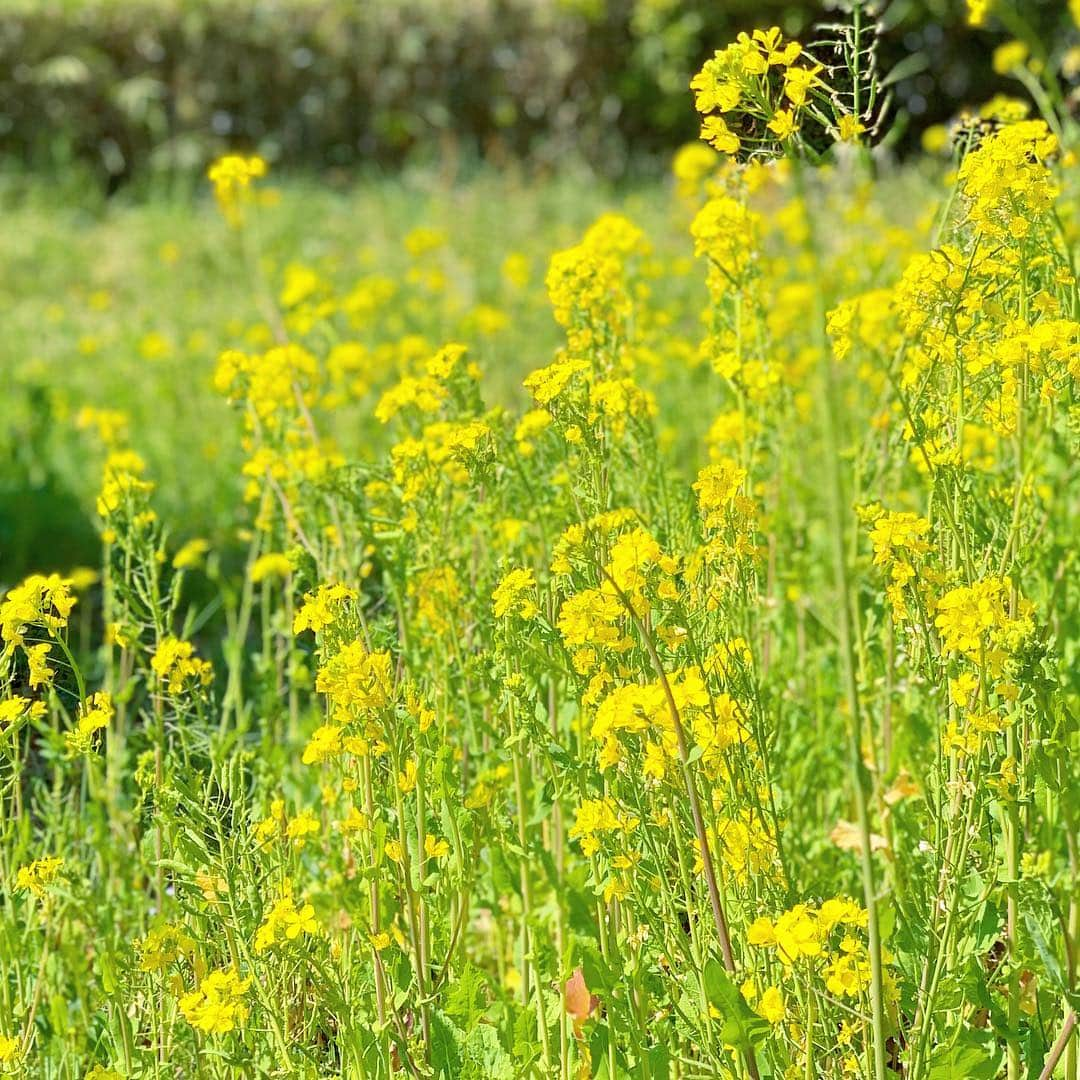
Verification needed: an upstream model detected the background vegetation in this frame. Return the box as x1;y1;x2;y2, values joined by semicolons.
1;0;1076;189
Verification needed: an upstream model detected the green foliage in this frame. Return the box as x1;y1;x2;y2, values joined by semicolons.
2;0;1076;188
703;960;769;1052
3;13;1080;1077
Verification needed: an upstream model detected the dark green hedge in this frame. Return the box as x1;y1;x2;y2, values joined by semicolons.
0;0;1072;188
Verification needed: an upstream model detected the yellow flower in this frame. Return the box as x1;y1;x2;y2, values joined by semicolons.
151;637;213;695
425;342;469;380
285;808;320;847
701;115;740;156
557;589;624;650
523;357;590;406
0;573;77;647
26;642;54;689
207;154;267;226
642;741;667;780
783;64;822;108
757;986;785;1024
0;1034;21;1064
424;834;450;860
992;40;1028;75
255;888;318;952
302;723;343;766
179;968;251;1033
172;538;210;570
747;916;776;946
16;855;64;898
492;568;539;620
935;578;1016;656
403;226;447;257
501;252;531;288
672;146;718;211
767;109;796;141
338;807;369;835
568;798;634;857
136;923;196;972
773;904;823;963
0;696;45;728
293;583;357;635
694;459;747;520
65;692;114;755
398;759;418;794
283;903;318;940
315;643;393;713
837;113;866;142
67;567;99;592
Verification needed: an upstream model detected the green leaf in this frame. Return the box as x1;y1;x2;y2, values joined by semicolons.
580;943;616;997
703;960;769;1051
877;896;896;943
462;1022;515;1079
879;51;930;90
1024;910;1066;991
430;1010;465;1078
647;1043;671;1074
925;1026;1003;1080
503;728;528;750
444;963;489;1033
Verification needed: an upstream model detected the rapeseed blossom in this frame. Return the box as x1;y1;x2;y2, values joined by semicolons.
6;21;1080;1079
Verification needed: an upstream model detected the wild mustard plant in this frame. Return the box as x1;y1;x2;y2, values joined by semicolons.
4;10;1080;1079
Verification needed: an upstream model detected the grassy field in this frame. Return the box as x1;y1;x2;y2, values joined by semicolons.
3;169;690;581
3;19;1080;1080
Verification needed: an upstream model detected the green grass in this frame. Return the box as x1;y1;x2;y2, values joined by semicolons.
3;126;1079;1079
1;168;691;583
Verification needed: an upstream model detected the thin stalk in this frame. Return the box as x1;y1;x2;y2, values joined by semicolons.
807;165;888;1076
597;564;759;1080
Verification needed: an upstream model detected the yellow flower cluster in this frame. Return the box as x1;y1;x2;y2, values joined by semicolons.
935;577;1026;658
255;887;319;952
545;213;647;353
0;573;76;651
315;643;393;714
136;923;196;972
207;153;267;226
65;692;114;755
293;583;357;635
691;28;824;156
150;637;214;695
957;121;1058;240
15;856;64;898
569;797;638;857
491;567;539;620
178;968;251;1034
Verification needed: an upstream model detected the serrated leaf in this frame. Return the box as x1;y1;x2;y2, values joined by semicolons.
462;1022;514;1079
444;963;489;1033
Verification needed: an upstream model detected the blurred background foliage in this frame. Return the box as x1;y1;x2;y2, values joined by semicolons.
0;0;1075;191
